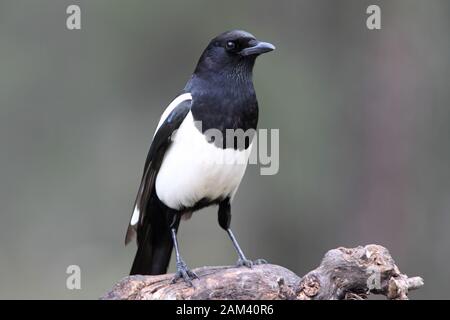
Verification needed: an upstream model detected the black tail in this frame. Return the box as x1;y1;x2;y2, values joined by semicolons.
130;197;178;275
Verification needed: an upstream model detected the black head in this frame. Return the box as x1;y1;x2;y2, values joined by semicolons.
194;30;275;77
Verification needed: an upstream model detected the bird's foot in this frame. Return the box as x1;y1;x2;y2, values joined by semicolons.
253;258;268;265
235;258;268;268
171;260;198;286
236;258;253;268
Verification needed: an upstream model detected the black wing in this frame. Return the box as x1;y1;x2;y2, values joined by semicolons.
125;97;191;244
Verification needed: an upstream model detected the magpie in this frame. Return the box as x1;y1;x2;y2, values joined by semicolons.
125;30;275;284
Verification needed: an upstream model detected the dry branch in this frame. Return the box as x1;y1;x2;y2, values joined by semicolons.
102;244;423;300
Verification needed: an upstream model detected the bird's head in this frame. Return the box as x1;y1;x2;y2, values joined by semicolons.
194;30;275;77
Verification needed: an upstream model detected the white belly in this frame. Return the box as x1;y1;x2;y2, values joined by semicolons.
155;112;252;210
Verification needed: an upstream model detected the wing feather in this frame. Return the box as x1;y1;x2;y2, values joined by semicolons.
125;93;192;244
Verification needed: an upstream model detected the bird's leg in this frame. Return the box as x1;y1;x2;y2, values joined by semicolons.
168;214;198;286
226;228;253;267
218;199;267;267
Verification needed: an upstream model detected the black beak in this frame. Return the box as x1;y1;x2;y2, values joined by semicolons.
240;41;276;57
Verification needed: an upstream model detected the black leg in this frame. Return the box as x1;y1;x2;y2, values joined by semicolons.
226;228;253;267
218;199;267;267
168;213;198;285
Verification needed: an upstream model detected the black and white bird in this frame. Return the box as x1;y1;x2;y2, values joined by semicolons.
125;30;275;283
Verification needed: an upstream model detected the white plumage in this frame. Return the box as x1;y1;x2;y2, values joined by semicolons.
154;93;192;135
130;207;140;226
155;111;252;210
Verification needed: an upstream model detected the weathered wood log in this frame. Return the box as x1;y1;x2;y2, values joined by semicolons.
102;244;423;300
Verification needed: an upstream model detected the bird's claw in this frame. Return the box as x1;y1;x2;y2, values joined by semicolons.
253;258;268;265
236;258;253;268
171;260;198;286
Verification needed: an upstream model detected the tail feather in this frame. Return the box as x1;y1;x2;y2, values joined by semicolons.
130;196;178;275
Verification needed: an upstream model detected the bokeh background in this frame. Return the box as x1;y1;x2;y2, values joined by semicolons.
1;0;449;299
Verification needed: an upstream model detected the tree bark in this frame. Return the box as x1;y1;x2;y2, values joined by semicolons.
102;244;423;300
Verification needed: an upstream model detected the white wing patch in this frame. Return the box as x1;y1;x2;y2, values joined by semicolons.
130;206;140;226
154;92;192;136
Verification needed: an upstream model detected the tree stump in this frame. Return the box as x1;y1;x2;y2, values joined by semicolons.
102;244;423;300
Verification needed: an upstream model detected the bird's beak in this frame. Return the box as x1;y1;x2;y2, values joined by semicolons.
240;41;276;57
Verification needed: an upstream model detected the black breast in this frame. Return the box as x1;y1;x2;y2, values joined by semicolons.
187;76;259;150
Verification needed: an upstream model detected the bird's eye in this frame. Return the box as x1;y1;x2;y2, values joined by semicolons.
225;41;237;51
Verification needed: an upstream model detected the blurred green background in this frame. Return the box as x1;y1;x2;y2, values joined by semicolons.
1;0;449;299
